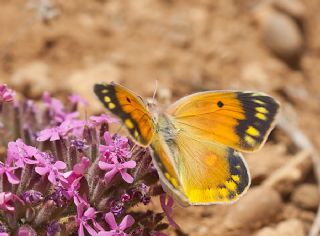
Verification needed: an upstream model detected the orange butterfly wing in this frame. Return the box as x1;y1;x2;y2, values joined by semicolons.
167;91;279;152
94;83;154;146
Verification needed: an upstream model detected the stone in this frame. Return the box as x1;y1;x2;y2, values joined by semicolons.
276;219;305;236
246;144;288;183
255;219;305;236
254;7;303;63
224;186;283;230
273;0;306;20
291;184;319;210
255;227;278;236
262;150;312;195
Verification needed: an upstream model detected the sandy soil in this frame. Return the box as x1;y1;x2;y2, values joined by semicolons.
1;0;320;235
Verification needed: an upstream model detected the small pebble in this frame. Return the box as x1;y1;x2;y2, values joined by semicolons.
224;186;283;230
291;184;320;210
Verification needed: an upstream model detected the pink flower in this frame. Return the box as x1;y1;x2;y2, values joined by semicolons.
0;161;19;184
99;132;131;162
37;126;66;141
69;94;88;106
61;157;89;206
63;156;89;184
90;114;118;126
37;118;87;142
60;119;86;138
42;91;80;123
160;194;179;229
0;84;14;103
35;161;67;185
67;177;82;204
99;159;136;184
76;203;98;236
7;139;38;168
0;192;23;211
98;212;135;236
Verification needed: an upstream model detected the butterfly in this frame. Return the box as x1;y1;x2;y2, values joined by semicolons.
94;82;280;206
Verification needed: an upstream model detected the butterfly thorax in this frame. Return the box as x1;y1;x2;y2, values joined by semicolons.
156;114;179;144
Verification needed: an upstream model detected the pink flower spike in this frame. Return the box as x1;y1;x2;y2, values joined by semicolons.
98;212;134;236
0;192;23;212
42;91;52;104
35;160;67;185
37;127;63;142
76;203;98;236
98;160;136;183
0;84;14;103
103;132;113;146
160;194;180;229
7;139;38;168
73;157;89;175
69;94;88;106
0;161;20;184
89;114;118;126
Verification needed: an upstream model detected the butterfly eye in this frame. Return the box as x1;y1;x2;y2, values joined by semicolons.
217;101;224;108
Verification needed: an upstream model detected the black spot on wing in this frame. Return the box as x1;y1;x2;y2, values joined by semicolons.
236;92;279;150
217;101;224;108
93;83;147;144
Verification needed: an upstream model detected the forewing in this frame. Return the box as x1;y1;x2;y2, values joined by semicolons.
167;91;279;152
94;82;155;146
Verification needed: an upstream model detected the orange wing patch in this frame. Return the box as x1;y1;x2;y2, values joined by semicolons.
94;83;155;146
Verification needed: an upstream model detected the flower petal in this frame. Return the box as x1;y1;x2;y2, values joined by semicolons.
160;194;180;229
104;168;118;183
104;212;117;229
54;161;66;170
121;160;136;169
36;130;53;142
119;215;135;230
50;132;61;141
48;171;57;185
78;223;85;236
98;161;114;170
119;171;134;183
84;207;96;218
6;171;20;184
83;222;97;236
97;231;116;236
35;166;49;175
103;132;113;145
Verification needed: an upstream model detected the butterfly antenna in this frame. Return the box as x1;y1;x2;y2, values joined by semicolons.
129;143;138;155
152;80;158;104
116;122;125;134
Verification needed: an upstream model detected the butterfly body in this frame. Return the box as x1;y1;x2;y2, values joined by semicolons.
94;82;280;206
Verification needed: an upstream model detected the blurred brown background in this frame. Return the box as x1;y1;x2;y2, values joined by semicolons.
1;0;320;235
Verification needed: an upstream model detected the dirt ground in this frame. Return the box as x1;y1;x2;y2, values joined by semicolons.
1;0;320;235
